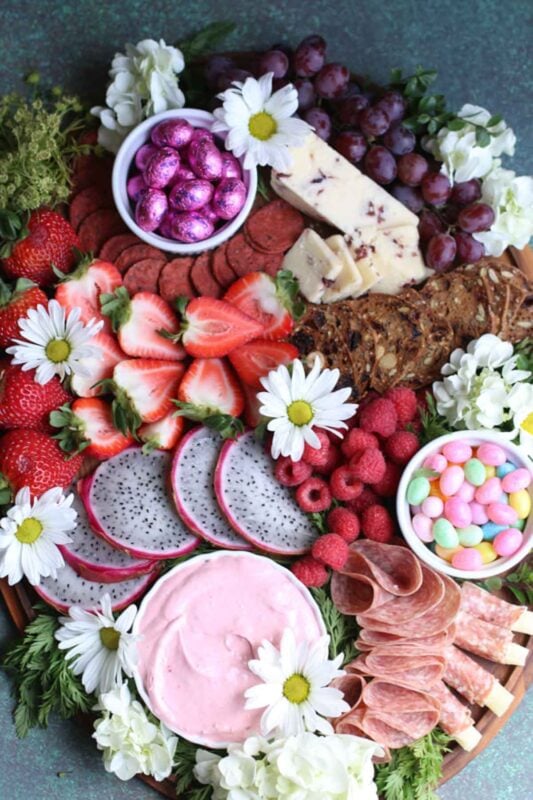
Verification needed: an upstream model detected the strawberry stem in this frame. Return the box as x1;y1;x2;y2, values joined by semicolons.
100;286;132;333
275;269;306;320
49;404;91;457
172;401;244;439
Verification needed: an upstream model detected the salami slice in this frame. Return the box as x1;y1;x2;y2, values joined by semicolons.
356;628;455;653
354;651;445;690
350;540;423;596
359;563;444;625
331;672;366;710
364;708;440;747
78;209;128;254
191;252;223;298
158;258;196;302
212;243;237;288
460;582;525;629
363;679;440;713
432;680;474;736
123;258;165;296
245;199;305;253
331;550;395;615
99;234;140;263
69;185;113;232
334;705;368;738
443;645;494;705
453;609;513;663
115;244;167;274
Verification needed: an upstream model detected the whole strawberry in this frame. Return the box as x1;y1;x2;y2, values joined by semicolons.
0;278;48;348
2;209;80;286
0;429;83;498
0;365;71;432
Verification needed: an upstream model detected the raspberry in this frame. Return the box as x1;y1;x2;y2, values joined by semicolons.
385;386;418;426
373;461;401;497
384;430;420;465
291;555;329;587
275;456;313;487
341;428;379;459
347;487;378;513
361;504;395;543
349;447;386;484
327;507;360;542
359;398;398;438
312;533;349;570
314;444;341;476
329;466;364;501
302;430;331;467
295;477;332;513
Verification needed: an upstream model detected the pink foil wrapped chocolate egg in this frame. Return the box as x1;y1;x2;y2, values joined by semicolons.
151;118;194;150
144;147;180;189
169;211;214;243
202;203;220;224
220;152;242;179
127;174;147;202
188;139;223;180
212;178;247;220
169;179;214;212
135;143;158;171
190;128;215;145
135;188;168;232
170;165;197;185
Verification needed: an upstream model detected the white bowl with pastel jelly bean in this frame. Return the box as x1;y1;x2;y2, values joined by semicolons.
396;431;532;580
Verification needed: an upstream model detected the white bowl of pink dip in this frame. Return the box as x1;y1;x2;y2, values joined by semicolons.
132;550;326;747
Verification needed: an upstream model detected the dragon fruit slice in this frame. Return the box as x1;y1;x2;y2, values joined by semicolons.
171;426;251;550
214;430;319;555
34;560;157;613
81;447;200;560
58;492;157;583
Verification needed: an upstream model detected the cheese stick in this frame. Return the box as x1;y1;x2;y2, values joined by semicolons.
432;680;482;752
454;609;529;666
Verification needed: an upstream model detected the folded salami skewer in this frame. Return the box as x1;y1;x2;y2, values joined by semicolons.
454;609;529;666
432;680;481;752
444;645;513;717
461;583;533;635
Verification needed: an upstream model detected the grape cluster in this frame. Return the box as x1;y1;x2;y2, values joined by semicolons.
205;36;494;272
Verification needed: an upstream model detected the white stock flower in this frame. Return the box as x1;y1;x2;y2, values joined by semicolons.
507;382;533;460
473;166;533;256
93;682;177;782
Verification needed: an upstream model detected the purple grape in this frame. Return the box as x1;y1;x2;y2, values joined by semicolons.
205;55;235;88
421;172;452;206
376;91;407;124
457;202;495;233
383;125;416;156
450;179;482;206
364;146;397;185
359;106;390;137
314;63;350;99
332;131;367;164
389;183;424;213
418;209;445;241
217;69;254;91
439;204;460;225
304;107;332;140
336;81;362;101
338;94;369;125
426;233;457;271
293;35;326;77
454;231;486;263
258;49;289;79
294;78;316;111
397;153;429;187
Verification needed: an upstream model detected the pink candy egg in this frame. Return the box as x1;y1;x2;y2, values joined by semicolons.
212;178;247;220
127;174;147;202
135;143;157;171
442;441;472;463
501;467;531;493
469;501;489;525
439;465;464;496
144;147;181;189
421;496;444;518
220;152;242;179
412;513;433;542
169;211;214;243
169;179;214;211
493;528;523;557
135;188;168;232
188;139;223;180
444;497;472;528
151;118;194;149
457;481;475;502
477;442;506;466
486;502;518;526
423;453;447;474
451;548;483;571
474;476;502;505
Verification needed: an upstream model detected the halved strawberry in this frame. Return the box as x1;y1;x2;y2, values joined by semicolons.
70;332;126;398
101;287;185;361
223;270;304;340
50;398;133;460
55;255;122;334
177;297;264;358
109;359;185;435
241;381;263;429
174;358;244;438
228;339;299;390
138;412;185;454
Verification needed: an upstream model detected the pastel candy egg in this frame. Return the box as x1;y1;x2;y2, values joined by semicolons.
135;143;157;170
493;528;524;557
212;178;247;220
429;483;448;502
457;524;483;546
220;152;242;179
509;489;531;519
464;458;486;486
135;188;168;232
444;497;472;528
451;548;483;571
496;461;516;479
457;482;475;502
412;513;434;542
436;544;463;562
169;211;215;243
477;442;506;467
481;521;507;541
433;518;459;548
151;118;194;149
502;468;531;493
144;147;181;189
512;518;526;531
487;502;518;526
188;139;223;180
421;496;444;518
474;542;498;564
406;476;430;505
474;476;502;505
423;453;447;474
169;179;214;211
485;465;496;479
439;465;464;497
470;501;489;525
442;441;472;463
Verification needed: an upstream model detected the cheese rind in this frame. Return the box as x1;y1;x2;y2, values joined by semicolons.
322;235;363;302
282;229;342;303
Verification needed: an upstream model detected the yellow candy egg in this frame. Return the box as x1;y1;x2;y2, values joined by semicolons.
436;544;463;562
485;465;496;479
474;541;498;564
509;489;531;520
429;484;449;502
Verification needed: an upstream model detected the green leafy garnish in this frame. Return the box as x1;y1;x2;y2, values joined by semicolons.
177;21;236;61
375;728;452;800
311;587;359;664
418;393;452;445
514;337;533;375
478;556;533;605
177;22;236;110
389;66;452;136
257;169;272;202
173;738;221;799
275;269;306;321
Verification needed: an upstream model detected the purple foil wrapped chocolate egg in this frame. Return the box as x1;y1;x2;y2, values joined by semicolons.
169;211;214;243
188;139;223;181
202;203;220;224
170;165;197;185
169;179;214;212
135;143;157;171
158;213;175;239
127;173;147;202
135;188;168;232
151;118;194;150
190;128;215;145
212;178;247;220
220;152;242;180
144;147;180;189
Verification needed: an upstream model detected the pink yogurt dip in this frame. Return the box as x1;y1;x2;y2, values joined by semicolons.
133;552;326;746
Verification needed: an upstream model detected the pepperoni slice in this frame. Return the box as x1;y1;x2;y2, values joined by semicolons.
190;252;223;298
71;153;113;193
227;233;283;278
99;234;140;262
78;209;128;254
115;244;167;274
69;185;113;232
212;243;237;288
158;258;196;302
245;199;305;253
123;258;166;296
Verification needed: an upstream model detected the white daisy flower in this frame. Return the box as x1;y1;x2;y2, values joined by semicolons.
0;487;76;586
212;72;312;171
55;594;138;695
244;628;349;738
6;299;103;385
257;356;357;462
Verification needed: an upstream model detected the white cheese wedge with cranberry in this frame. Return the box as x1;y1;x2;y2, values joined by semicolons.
367;226;433;294
343;238;382;295
321;235;363;301
282;228;343;303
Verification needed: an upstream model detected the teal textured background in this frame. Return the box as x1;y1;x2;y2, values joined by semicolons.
1;0;532;798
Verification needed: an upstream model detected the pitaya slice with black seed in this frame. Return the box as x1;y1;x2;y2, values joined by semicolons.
171;426;251;550
80;447;200;560
214;430;319;555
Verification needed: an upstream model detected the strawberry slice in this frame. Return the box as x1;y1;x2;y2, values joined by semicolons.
101;287;185;361
70;332;126;398
228;339;299;389
55;255;122;333
223;270;304;340
138;412;185;454
109;359;185;435
50;398;133;460
241;381;263;429
177;297;264;358
174;358;244;439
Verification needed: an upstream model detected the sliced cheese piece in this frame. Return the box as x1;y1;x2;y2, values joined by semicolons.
368;226;433;295
502;642;529;667
271;132;417;234
484;681;513;717
322;235;363;302
454;725;482;752
282;228;342;303
511;609;533;635
344;237;382;295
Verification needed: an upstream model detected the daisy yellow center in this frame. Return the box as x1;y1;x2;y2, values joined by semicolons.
283;674;310;704
46;338;71;363
248;111;277;141
15;517;43;544
287;400;313;426
520;412;533;435
100;627;120;651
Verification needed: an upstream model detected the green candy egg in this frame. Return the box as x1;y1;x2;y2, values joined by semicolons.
406;476;430;505
511;518;526;531
433;518;459;548
464;458;486;486
457;524;484;546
